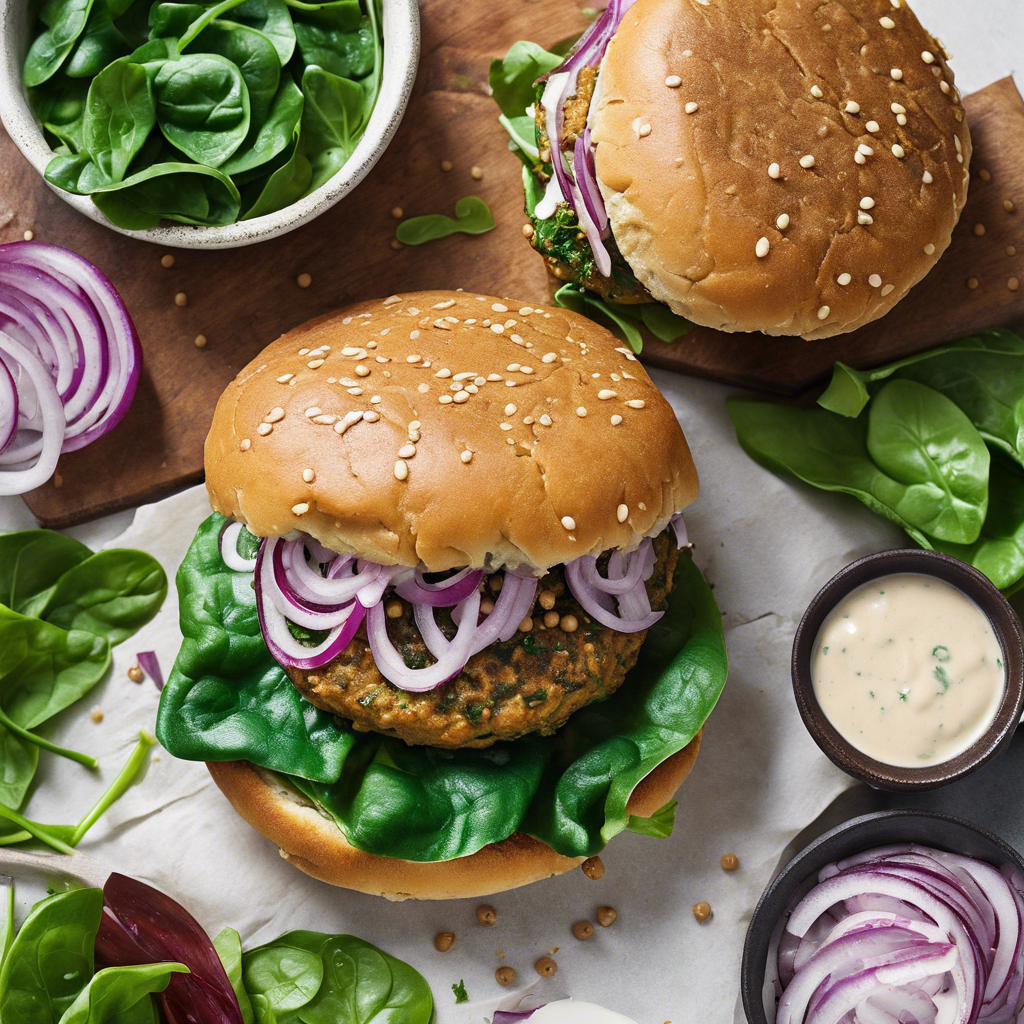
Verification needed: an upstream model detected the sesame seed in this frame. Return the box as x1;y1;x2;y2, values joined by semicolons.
858;212;874;225
257;423;273;436
855;153;867;165
892;103;907;115
974;224;986;237
506;380;517;387
799;154;815;169
880;15;895;27
363;410;380;422
292;503;309;515
924;243;936;255
665;75;682;87
307;359;325;369
598;389;617;400
892;144;906;158
240;438;251;451
858;144;874;159
276;374;294;383
406;354;421;363
174;292;187;307
897;114;907;125
817;305;830;321
923;170;934;184
954;135;962;153
940;80;950;95
302;468;315;483
297;273;312;288
756;237;771;258
639;122;653;135
625;399;646;409
1010;278;1020;292
194;334;207;349
542;352;558;363
869;274;883;288
398;444;416;458
882;284;896;296
1004;200;1016;213
845;100;861;114
611;414;623;425
866;121;880;134
439;394;453;404
305;406;323;417
922;50;935;64
837;273;852;286
161;254;174;268
616;504;629;523
504;403;517;416
266;407;285;423
521;366;534;374
440;159;453;171
576;407;587;418
968;277;979;290
561;516;576;531
1009;246;1017;256
540;414;552;426
891;69;903;80
768;162;782;179
471;165;484;180
776;213;790;230
860;197;876;210
490;323;505;334
347;387;363;396
394;460;409;481
355;365;370;376
453;390;470;403
684;103;698;115
458;449;473;465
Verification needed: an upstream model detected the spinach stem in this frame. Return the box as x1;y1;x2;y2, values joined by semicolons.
0;706;99;770
0;803;74;854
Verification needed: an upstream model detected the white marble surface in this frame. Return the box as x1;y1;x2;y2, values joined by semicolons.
0;2;1020;1021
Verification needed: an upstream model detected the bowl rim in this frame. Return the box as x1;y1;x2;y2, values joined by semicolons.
740;807;1024;1024
0;0;420;248
792;548;1024;791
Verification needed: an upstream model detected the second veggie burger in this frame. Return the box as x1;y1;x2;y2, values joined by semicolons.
157;290;728;899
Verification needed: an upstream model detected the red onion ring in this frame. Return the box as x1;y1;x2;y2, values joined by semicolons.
0;357;17;454
218;521;257;573
565;537;663;632
394;567;484;607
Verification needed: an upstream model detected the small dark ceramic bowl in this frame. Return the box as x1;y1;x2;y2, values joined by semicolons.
740;809;1024;1024
792;549;1024;791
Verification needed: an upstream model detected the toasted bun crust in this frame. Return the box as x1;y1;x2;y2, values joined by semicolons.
205;291;697;571
590;0;971;339
205;731;701;900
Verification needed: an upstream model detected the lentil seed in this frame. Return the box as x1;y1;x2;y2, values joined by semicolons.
434;932;455;952
582;856;605;880
476;905;497;926
572;921;594;941
535;957;558;978
693;902;712;923
495;966;516;986
596;906;617;927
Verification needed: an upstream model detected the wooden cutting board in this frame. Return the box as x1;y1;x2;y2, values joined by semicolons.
2;0;1024;528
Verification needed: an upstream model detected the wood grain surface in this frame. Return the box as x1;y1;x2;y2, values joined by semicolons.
1;1;1023;527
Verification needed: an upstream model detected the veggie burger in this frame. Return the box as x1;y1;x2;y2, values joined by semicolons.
157;290;728;899
499;0;972;340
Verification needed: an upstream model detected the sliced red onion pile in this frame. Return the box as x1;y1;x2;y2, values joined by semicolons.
0;241;141;495
219;513;688;693
535;0;637;277
774;844;1024;1024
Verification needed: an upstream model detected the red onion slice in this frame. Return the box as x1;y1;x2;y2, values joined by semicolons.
137;651;165;691
218;521;258;573
0;357;17;454
565;537;663;632
395;567;485;607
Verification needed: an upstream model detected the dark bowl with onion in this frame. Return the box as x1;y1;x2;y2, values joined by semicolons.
792;549;1024;792
740;809;1024;1024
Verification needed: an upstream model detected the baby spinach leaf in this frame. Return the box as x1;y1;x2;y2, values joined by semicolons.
639;302;693;343
65;4;130;78
57;962;189;1024
21;548;167;647
24;0;98;87
626;799;677;839
0;529;91;612
489;40;562;120
866;380;989;544
223;75;303;177
395;197;497;246
154;53;250;166
82;59;157;183
0;888;102;1023
31;74;91;151
92;160;241;227
241;128;312;218
553;283;643;353
293;19;374;79
298;64;366;191
147;1;205;37
213;929;255;1024
231;0;296;64
241;945;322;1014
158;516;727;861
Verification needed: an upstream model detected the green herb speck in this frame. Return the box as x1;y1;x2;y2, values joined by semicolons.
932;646;951;662
934;665;951;694
453;980;469;1004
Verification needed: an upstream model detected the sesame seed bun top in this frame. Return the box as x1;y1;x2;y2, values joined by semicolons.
590;0;971;340
204;291;697;571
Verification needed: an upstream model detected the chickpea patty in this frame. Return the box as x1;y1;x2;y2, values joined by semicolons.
287;533;679;748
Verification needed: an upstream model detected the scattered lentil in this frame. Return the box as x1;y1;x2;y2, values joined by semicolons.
495;967;516;986
127;665;143;683
535;957;558;978
596;906;617;927
440;160;453;171
471;165;483;180
572;921;594;941
693;902;712;923
582;856;605;880
297;273;312;288
434;932;456;952
194;334;207;349
174;292;187;307
477;905;497;927
160;254;174;268
1010;278;1020;292
560;614;578;632
968;277;980;290
90;708;104;723
721;853;740;871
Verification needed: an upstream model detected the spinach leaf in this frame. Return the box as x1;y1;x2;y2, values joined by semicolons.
223;75;303;177
554;283;643;354
16;549;167;645
0;530;91;612
626;799;677;839
154;53;250;166
287;0;360;31
213;928;255;1024
82;59;157;183
489;40;561;120
24;0;98;87
0;877;12;967
293;20;373;79
57;962;189;1024
241;945;322;1014
866;380;989;544
31;75;91;151
147;1;204;37
395;197;496;246
158;516;727;860
65;4;130;78
241;128;312;218
639;302;693;343
498;113;538;161
176;0;295;62
91;160;241;227
243;932;433;1024
298;64;366;191
0;888;103;1023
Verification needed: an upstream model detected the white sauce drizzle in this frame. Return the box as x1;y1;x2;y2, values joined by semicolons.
811;573;1005;768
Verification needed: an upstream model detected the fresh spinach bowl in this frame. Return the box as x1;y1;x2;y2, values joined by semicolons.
0;0;418;247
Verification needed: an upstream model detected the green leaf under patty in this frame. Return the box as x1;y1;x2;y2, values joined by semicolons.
157;514;728;861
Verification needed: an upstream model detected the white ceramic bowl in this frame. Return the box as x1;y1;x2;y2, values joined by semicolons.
0;0;419;248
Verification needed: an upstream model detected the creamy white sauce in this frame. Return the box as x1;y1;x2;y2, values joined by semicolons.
527;999;639;1024
810;573;1005;768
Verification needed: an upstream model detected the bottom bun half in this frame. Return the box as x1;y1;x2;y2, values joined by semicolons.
206;731;702;901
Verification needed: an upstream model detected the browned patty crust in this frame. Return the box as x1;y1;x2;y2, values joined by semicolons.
288;533;679;748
